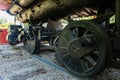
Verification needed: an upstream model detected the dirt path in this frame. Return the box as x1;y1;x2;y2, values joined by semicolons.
0;44;80;80
0;44;119;80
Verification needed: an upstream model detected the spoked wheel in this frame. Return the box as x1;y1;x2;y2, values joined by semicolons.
24;30;40;54
55;21;110;77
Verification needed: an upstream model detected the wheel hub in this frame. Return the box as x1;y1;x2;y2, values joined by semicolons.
69;37;94;58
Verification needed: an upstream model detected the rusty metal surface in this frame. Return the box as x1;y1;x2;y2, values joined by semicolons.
5;0;114;23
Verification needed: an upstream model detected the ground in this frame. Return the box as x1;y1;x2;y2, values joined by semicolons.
0;44;119;80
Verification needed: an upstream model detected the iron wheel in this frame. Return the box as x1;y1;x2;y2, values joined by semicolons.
24;30;40;54
55;20;110;77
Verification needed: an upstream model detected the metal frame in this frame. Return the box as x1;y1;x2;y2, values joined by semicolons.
116;0;120;35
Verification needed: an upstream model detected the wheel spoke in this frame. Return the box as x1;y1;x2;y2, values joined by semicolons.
68;30;76;39
75;27;88;37
55;21;109;77
78;59;88;72
62;52;70;58
63;30;75;42
60;36;69;46
79;47;95;58
66;58;89;72
84;55;96;66
62;36;69;44
83;30;92;36
83;30;88;36
93;50;99;56
71;27;80;38
87;47;96;53
63;54;74;69
75;27;79;38
57;46;69;55
59;30;76;46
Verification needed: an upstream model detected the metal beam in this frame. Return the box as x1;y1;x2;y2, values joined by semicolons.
116;0;120;35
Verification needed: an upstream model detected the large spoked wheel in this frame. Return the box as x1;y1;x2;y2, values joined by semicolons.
55;21;110;77
24;30;40;54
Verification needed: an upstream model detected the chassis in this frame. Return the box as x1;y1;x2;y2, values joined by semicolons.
2;0;120;78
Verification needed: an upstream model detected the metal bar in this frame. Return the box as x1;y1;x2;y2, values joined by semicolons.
116;0;120;35
32;54;92;80
32;55;69;73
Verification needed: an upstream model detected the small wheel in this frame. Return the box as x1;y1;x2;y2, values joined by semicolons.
55;20;110;77
24;30;40;54
7;33;19;45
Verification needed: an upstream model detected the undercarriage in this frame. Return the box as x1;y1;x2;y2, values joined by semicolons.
0;0;119;78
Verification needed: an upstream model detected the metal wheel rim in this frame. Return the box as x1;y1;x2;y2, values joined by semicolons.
24;31;36;54
56;21;108;76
